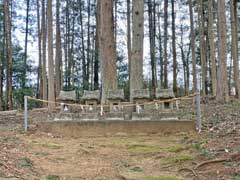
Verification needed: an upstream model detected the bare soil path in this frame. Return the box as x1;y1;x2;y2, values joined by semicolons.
0;100;240;180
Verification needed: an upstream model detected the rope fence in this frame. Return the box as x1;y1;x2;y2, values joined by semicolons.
24;92;202;133
25;92;199;108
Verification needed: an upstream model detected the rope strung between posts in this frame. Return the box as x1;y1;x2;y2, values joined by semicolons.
25;92;199;108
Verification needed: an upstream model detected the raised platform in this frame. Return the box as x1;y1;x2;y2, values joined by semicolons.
37;120;196;137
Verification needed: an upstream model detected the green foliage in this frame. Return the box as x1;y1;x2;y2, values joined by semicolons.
163;154;193;165
231;173;240;180
130;166;143;172
18;157;33;168
117;52;129;100
170;154;193;163
168;145;188;153
13;87;41;109
127;143;160;154
31;141;63;149
199;148;216;159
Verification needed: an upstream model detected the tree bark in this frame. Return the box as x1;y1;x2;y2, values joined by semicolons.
99;0;117;103
189;0;197;93
94;0;100;90
42;0;48;103
163;0;168;88
216;0;229;101
171;0;177;94
198;0;206;96
37;0;42;99
208;0;217;97
55;0;62;97
230;0;240;98
86;0;91;90
4;0;13;110
130;0;144;100
47;0;56;110
114;0;117;45
148;0;157;97
79;0;87;90
0;20;4;110
127;0;131;89
157;6;163;88
23;0;30;89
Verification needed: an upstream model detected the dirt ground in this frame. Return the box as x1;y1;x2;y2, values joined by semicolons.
0;100;240;180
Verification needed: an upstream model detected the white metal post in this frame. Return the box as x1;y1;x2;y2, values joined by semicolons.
196;92;202;132
24;96;28;132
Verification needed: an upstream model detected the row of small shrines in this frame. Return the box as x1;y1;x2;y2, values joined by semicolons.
57;88;177;113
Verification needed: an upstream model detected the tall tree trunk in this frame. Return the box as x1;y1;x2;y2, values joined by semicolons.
216;0;229;101
79;0;87;90
230;0;240;98
47;0;55;110
91;24;95;90
157;6;163;88
42;0;47;103
127;0;131;87
228;55;233;95
171;0;177;94
208;0;217;96
186;45;191;94
114;0;117;44
148;0;157;97
64;0;69;89
66;5;71;89
4;0;13;110
55;0;62;97
180;33;186;94
37;0;42;99
163;0;168;88
198;0;206;96
0;63;3;110
23;0;30;89
189;0;197;92
130;0;144;100
94;0;100;90
0;20;4;110
99;0;117;103
180;24;187;95
86;0;91;90
67;3;75;89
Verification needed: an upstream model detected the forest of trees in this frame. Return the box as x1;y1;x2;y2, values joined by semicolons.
0;0;239;110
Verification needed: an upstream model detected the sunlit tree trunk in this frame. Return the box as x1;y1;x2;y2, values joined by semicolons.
198;0;206;96
208;0;217;97
55;0;62;96
163;0;168;88
230;0;240;98
130;0;144;101
189;0;197;92
216;0;229;101
42;0;48;104
4;0;13;110
100;0;117;103
47;0;56;110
